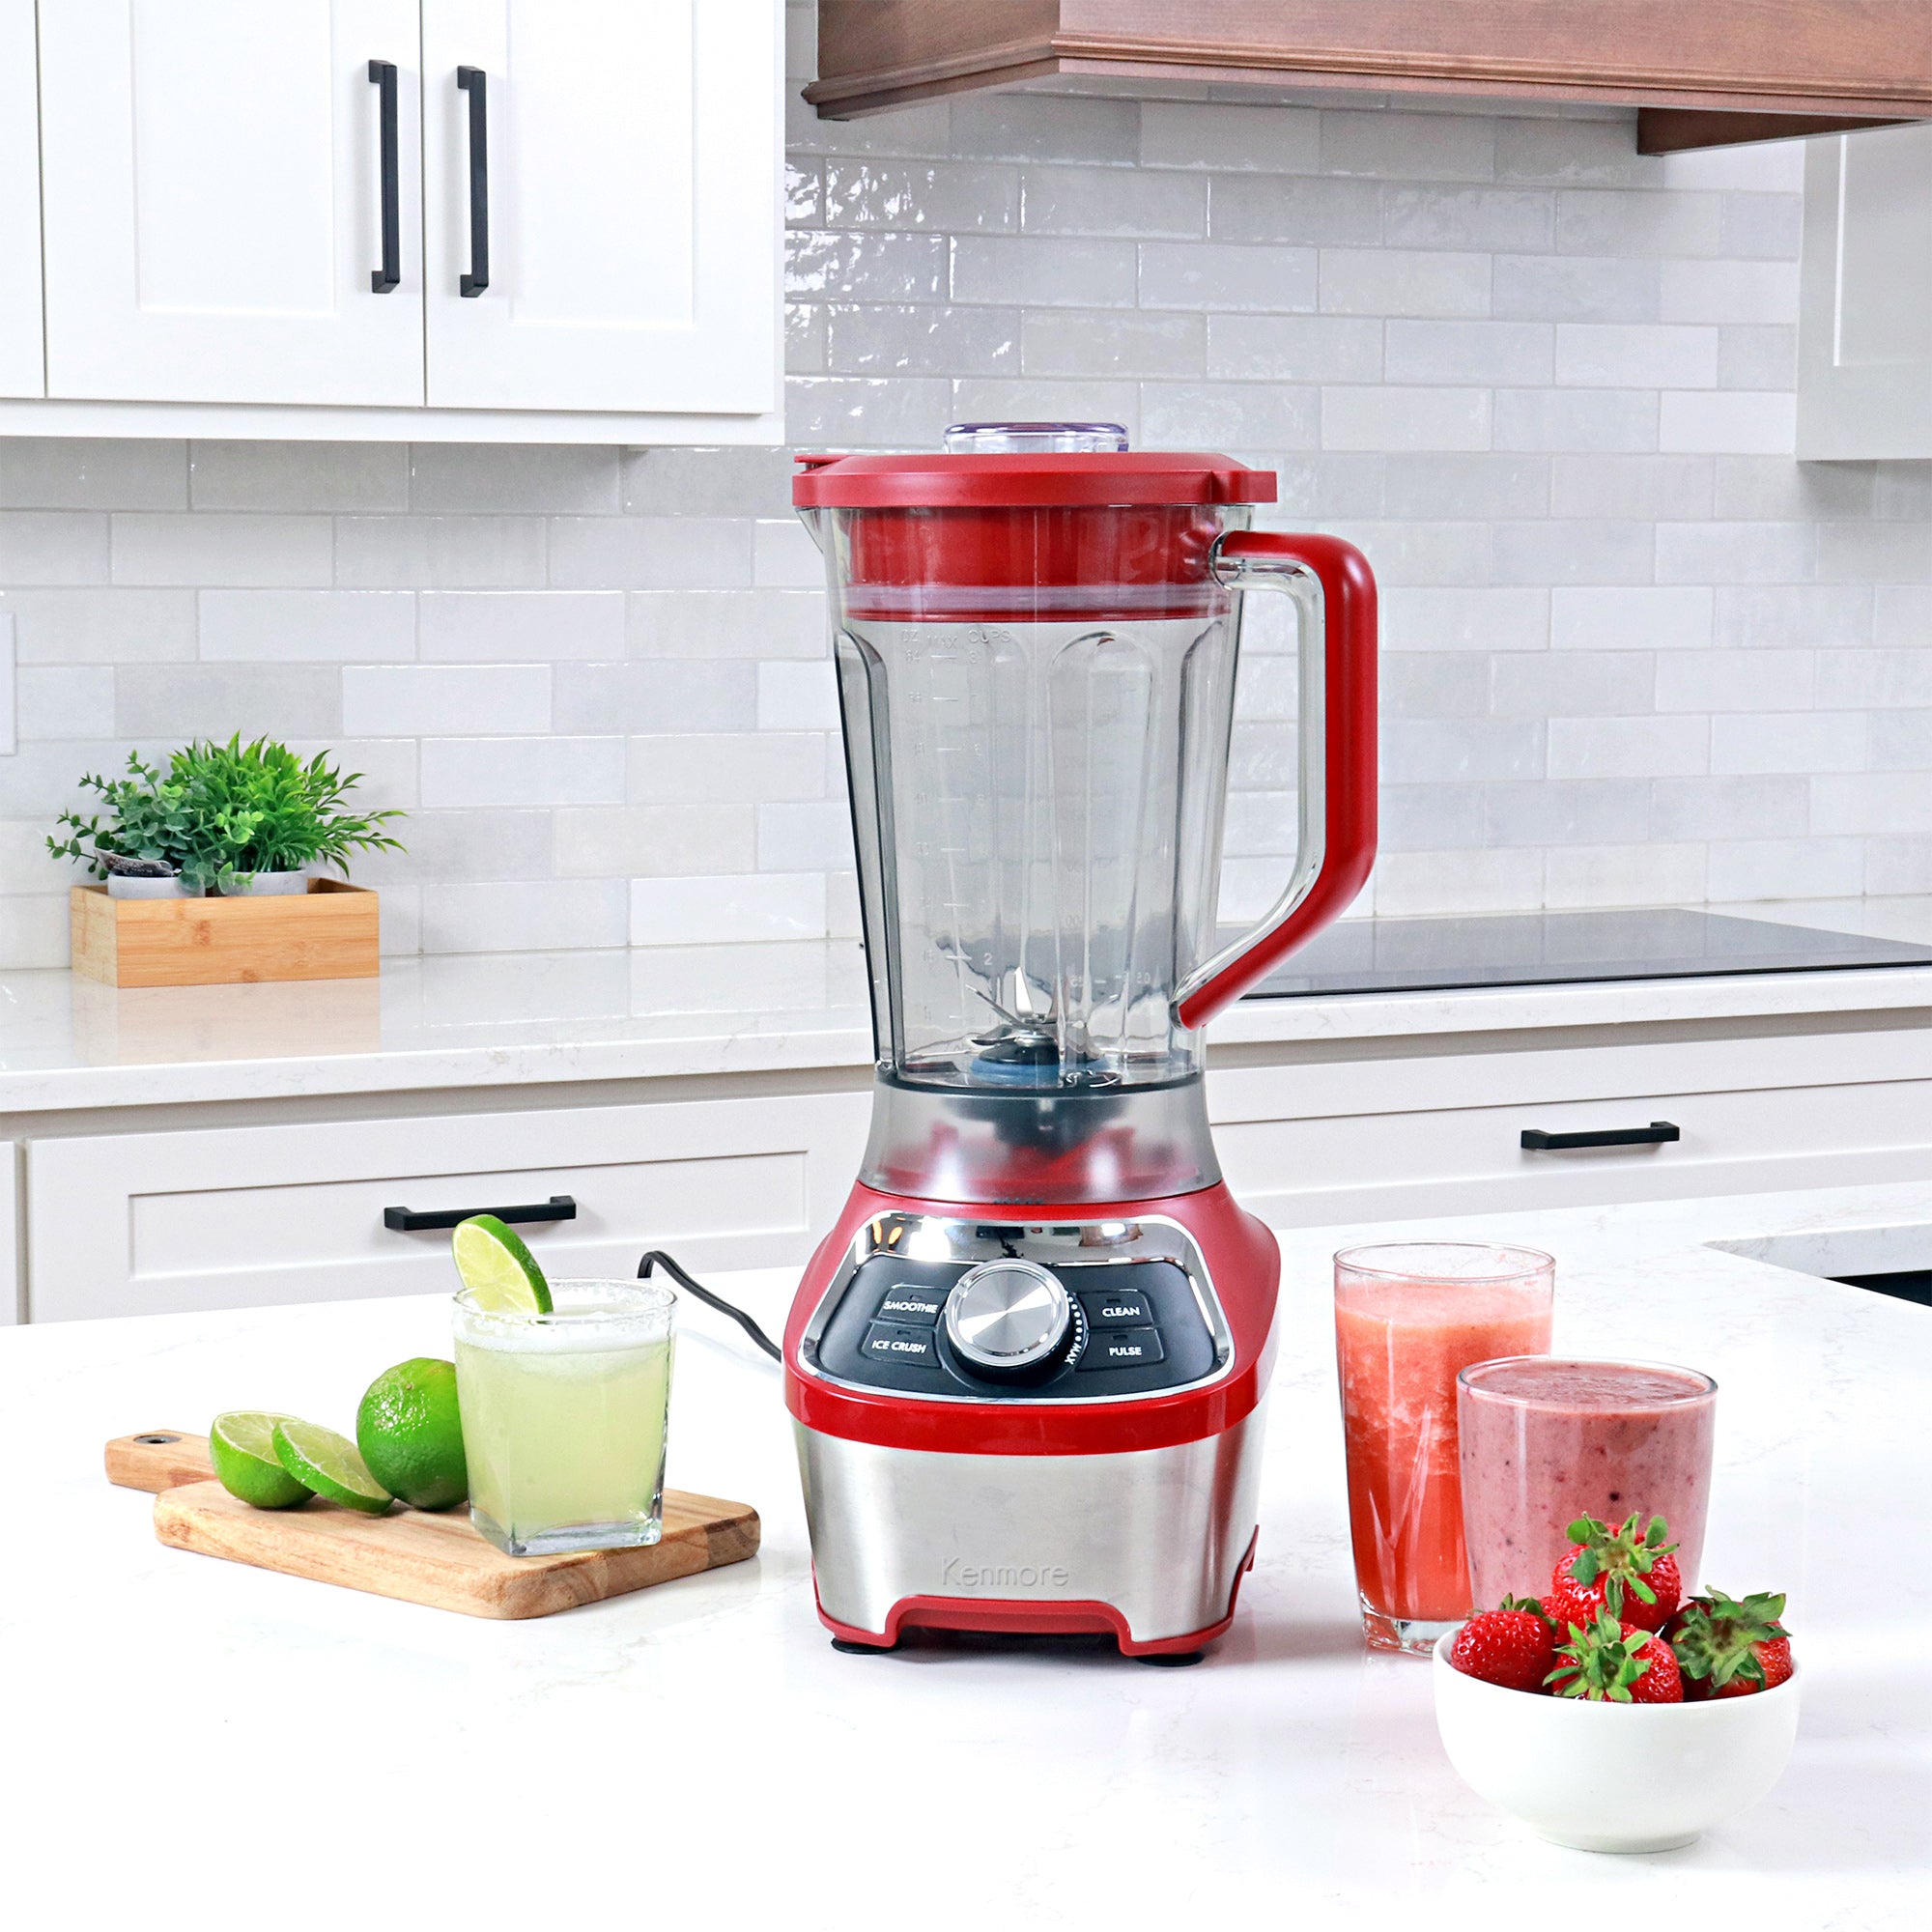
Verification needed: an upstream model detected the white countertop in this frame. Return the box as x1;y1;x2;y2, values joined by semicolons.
5;937;1932;1115
7;1179;1927;1925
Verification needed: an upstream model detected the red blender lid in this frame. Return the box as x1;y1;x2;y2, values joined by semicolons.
793;422;1277;509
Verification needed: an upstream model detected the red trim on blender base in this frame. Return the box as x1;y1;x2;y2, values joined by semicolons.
815;1531;1260;1658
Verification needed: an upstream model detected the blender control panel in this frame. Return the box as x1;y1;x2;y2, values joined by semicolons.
812;1253;1219;1399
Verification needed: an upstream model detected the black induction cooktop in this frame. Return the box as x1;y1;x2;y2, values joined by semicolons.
1241;908;1932;1000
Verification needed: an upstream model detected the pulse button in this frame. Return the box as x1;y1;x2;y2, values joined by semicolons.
1076;1327;1165;1371
862;1321;940;1366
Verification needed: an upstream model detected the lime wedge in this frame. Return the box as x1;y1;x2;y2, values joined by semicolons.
271;1417;393;1515
451;1213;553;1315
210;1410;311;1510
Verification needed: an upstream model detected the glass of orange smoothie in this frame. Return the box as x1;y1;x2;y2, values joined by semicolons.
1334;1241;1554;1655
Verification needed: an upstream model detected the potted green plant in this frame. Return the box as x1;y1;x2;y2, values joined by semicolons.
48;737;406;897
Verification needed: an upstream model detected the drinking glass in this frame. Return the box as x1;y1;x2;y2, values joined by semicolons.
453;1278;676;1557
1459;1356;1718;1613
1334;1241;1554;1654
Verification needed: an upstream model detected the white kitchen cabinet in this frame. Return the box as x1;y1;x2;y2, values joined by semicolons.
1798;121;1932;459
1;1143;17;1325
9;0;782;440
24;1091;870;1321
422;0;778;414
39;0;426;408
1210;1019;1932;1226
0;0;43;397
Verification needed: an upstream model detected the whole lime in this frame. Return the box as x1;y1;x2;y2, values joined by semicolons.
355;1357;468;1511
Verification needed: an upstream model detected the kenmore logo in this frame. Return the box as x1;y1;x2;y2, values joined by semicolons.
941;1557;1071;1589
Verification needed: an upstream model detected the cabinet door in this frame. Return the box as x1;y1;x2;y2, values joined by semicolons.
1798;123;1932;458
38;0;424;406
0;2;43;397
421;0;779;413
24;1093;870;1321
0;1142;16;1325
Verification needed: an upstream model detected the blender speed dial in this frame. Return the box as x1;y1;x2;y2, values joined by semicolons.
943;1261;1073;1378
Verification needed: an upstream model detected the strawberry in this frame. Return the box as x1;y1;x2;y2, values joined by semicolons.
1449;1597;1558;1693
1668;1588;1793;1699
1551;1511;1683;1634
1547;1607;1685;1703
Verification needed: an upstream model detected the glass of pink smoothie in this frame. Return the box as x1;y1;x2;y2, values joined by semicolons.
1334;1242;1554;1656
1458;1356;1718;1614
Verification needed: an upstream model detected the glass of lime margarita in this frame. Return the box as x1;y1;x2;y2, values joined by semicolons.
454;1278;677;1557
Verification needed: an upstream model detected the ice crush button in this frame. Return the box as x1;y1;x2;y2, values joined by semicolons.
862;1322;940;1365
875;1282;945;1324
1078;1288;1152;1329
1076;1327;1165;1371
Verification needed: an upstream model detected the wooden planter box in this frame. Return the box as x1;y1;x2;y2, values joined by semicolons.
70;881;380;988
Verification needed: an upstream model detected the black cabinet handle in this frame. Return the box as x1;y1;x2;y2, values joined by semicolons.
457;66;490;296
1520;1122;1681;1152
384;1193;575;1233
369;60;401;294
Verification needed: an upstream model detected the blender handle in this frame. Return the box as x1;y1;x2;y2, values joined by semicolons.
1173;531;1378;1030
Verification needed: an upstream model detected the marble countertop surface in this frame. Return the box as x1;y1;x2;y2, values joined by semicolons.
5;1179;1925;1925
5;937;1932;1115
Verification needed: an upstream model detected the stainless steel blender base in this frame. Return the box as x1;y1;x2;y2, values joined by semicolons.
794;1405;1267;1647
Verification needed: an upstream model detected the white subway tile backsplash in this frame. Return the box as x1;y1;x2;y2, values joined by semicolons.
0;439;186;511
0;513;108;585
420;591;624;663
1138;242;1318;313
201;589;415;663
1385;320;1553;385
190;441;406;513
1207;315;1381;382
553;804;756;879
1322;387;1491;452
420;736;626;809
1551;586;1713;651
1140;102;1321;175
1211;176;1383;248
0;587;196;664
1548;714;1707;778
547;518;751;591
1659;389;1796;455
1553;323;1718;388
630;870;826;945
343;665;552;738
1710;712;1865;776
1318;247;1490;317
1021;165;1206;239
758;660;840;731
336;516;546;589
3;94;1924;954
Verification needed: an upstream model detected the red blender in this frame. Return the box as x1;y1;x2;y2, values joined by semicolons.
784;423;1378;1661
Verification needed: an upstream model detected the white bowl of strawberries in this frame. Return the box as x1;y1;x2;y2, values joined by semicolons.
1434;1513;1801;1854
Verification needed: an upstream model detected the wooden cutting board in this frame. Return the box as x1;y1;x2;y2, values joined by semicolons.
106;1430;759;1621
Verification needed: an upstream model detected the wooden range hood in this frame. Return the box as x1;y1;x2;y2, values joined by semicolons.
808;1;1932;152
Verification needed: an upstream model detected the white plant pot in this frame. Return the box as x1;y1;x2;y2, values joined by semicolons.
105;873;193;899
223;870;311;896
1433;1634;1800;1852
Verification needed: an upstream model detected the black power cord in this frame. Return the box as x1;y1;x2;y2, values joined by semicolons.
638;1249;782;1363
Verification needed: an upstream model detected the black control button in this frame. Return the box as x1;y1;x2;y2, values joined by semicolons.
1076;1326;1165;1371
874;1282;945;1324
862;1322;941;1366
1078;1288;1153;1329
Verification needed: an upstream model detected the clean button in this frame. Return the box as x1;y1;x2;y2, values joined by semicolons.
1078;1289;1153;1329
